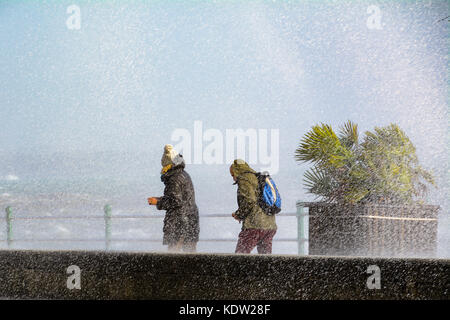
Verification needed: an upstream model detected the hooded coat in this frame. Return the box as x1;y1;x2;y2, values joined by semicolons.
231;160;277;231
156;162;200;245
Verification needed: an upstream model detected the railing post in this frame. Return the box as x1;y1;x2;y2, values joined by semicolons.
5;206;13;248
297;203;305;255
104;204;112;251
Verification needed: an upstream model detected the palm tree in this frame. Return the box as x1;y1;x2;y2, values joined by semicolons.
361;124;435;203
296;121;434;205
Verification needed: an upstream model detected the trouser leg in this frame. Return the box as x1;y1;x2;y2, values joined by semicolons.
235;229;259;254
168;235;185;252
168;241;183;252
182;242;197;253
256;230;276;254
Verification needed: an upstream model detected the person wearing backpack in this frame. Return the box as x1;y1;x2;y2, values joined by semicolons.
229;159;278;254
148;144;200;253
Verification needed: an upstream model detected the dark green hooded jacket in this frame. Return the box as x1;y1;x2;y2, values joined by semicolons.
231;159;277;231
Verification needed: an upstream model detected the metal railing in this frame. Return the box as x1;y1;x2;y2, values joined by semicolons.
2;205;309;254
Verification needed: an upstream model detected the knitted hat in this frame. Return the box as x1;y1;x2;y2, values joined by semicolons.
161;144;178;167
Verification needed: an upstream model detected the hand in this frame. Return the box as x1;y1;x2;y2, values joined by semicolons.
148;197;160;205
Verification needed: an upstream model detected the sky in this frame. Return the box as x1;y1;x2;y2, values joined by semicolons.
0;0;448;255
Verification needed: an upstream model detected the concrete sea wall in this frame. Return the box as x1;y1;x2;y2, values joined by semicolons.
0;250;448;299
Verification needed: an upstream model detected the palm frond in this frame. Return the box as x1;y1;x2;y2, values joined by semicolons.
295;123;351;168
338;120;359;149
303;166;334;199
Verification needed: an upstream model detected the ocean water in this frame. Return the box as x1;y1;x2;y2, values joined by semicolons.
0;171;448;257
0;172;301;254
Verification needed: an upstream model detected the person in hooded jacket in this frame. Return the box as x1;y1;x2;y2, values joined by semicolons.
230;159;277;254
148;145;200;252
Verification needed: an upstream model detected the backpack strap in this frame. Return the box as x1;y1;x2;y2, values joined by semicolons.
265;177;278;203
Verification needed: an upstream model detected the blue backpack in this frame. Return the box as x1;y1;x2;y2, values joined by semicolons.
252;171;282;216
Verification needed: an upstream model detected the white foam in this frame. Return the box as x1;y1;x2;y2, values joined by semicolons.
4;175;19;181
